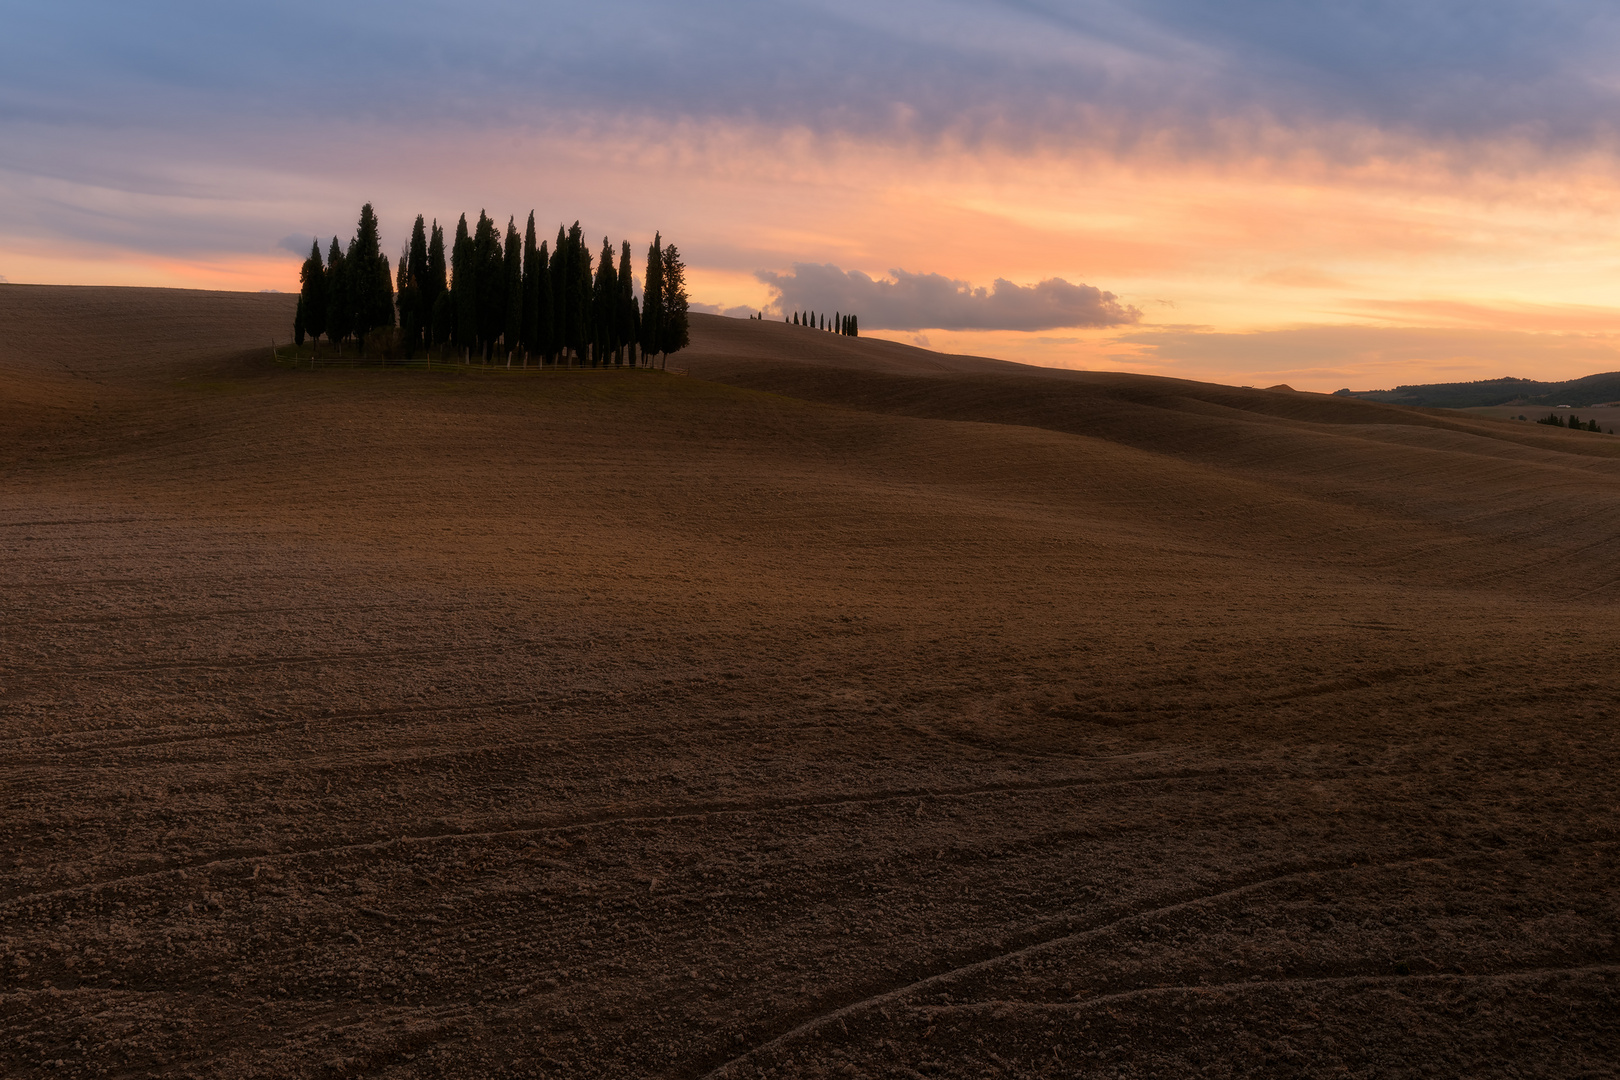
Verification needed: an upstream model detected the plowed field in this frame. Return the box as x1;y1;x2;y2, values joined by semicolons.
2;285;1617;1078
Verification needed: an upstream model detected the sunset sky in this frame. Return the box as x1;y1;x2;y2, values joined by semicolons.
4;2;1619;390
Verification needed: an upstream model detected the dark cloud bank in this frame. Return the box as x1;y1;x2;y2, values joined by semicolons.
757;264;1140;332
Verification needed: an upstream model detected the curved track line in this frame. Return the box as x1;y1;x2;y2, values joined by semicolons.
915;962;1620;1019
700;854;1446;1078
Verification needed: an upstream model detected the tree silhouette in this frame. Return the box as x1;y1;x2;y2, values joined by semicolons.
348;203;394;352
641;232;664;364
403;215;430;353
325;237;351;358
298;240;326;353
617;240;638;366
564;222;593;365
521;213;541;361
425;221;448;351
594;236;618;365
503;217;522;363
452;215;474;358
533;239;553;364
659;243;690;366
473;211;504;361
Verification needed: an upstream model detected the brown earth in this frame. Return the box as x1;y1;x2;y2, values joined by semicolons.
2;284;1618;1079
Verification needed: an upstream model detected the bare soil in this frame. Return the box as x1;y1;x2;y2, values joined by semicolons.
2;285;1617;1079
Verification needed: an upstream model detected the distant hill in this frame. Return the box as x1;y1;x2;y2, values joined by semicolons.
1334;372;1620;409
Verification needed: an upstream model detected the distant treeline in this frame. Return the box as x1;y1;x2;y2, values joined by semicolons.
292;203;690;367
772;310;858;336
1536;411;1612;433
1336;372;1620;409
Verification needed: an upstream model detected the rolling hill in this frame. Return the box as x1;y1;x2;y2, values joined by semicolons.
1335;370;1620;409
2;286;1616;1080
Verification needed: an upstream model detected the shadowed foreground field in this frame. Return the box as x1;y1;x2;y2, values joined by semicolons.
2;285;1617;1079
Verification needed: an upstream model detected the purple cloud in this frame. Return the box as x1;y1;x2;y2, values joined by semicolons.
756;263;1140;332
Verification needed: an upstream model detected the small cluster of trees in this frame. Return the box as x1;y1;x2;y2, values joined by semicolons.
787;310;858;336
293;203;690;367
1536;411;1612;433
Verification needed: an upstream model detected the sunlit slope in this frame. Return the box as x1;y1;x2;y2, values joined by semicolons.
4;288;1616;599
687;314;1620;592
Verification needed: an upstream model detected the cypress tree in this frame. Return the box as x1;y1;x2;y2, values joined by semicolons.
293;296;306;348
406;215;430;352
551;226;568;363
521;212;540;358
452;214;475;358
594;236;617;366
298;239;326;353
425;221;448;350
325;237;351;358
503;217;522;363
534;240;553;364
348;203;393;352
659;243;690;366
395;245;419;357
851;314;858;338
473;211;504;361
561;222;592;365
617;240;638;366
641;232;664;363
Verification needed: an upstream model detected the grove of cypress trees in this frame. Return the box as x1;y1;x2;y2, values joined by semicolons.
659;243;690;366
298;239;326;354
593;236;617;366
617;239;638;366
325;237;351;358
452;215;474;359
503;217;522;363
641;232;664;363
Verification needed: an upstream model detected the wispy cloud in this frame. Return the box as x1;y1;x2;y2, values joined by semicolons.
757;263;1140;331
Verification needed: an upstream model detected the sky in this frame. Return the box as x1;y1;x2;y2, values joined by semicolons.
3;1;1620;391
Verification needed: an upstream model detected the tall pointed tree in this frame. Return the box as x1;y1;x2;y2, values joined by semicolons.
298;239;326;354
473;211;504;361
593;236;618;366
348;203;394;352
617;240;638;367
640;232;664;363
396;244;420;356
425;221;448;349
659;243;690;367
503;217;522;363
521;213;541;359
452;214;475;358
563;222;591;364
405;215;430;352
534;239;554;363
325;237;351;357
551;226;568;363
